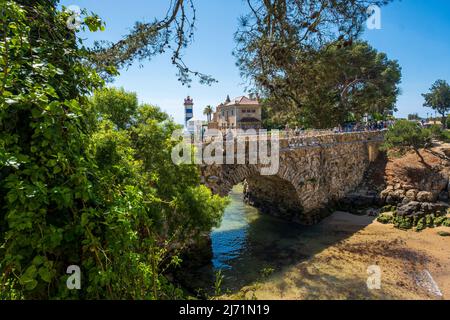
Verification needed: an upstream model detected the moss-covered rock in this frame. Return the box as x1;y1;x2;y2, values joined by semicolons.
379;212;446;231
381;205;395;213
442;218;450;227
393;215;413;230
415;217;427;231
433;216;447;226
377;212;394;224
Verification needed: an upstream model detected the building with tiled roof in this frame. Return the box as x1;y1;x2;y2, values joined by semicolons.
208;95;262;131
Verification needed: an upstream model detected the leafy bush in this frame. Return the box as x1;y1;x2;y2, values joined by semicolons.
377;213;394;224
439;130;450;143
91;87;139;130
0;2;227;299
382;120;431;152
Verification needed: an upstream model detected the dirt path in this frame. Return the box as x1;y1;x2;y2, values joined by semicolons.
229;212;450;300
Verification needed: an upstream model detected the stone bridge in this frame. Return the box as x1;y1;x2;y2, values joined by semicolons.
200;131;384;224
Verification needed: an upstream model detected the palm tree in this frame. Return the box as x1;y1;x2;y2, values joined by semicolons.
203;105;213;122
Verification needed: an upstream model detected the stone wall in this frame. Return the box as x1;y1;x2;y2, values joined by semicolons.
200;131;384;224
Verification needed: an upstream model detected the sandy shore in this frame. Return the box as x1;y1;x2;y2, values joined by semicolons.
229;211;450;300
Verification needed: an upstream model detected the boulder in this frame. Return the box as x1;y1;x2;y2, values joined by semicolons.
397;201;421;217
339;193;376;208
385;195;396;205
416;191;436;202
405;189;418;201
397;201;449;217
380;187;392;199
393;189;406;198
438;191;449;202
207;175;219;183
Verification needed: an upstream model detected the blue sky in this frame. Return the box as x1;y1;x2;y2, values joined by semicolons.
61;0;450;124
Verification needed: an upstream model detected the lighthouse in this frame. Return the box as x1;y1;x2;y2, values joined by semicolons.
184;96;194;126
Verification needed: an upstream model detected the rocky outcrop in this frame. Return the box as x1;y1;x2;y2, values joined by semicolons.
396;201;449;217
380;180;447;205
338;144;450;227
377;145;450;205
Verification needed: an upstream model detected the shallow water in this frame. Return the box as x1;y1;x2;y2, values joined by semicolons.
207;184;325;292
192;185;448;299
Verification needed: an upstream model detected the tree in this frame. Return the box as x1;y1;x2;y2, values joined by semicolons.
260;41;401;128
235;0;392;93
422;80;450;128
90;0;216;86
88;0;393;89
382;120;431;156
203;105;213;122
91;87;139;130
408;113;420;121
0;1;227;299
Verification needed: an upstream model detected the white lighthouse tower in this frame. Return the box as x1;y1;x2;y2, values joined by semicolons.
184;96;194;126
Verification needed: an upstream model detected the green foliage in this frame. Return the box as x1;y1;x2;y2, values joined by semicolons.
89;0;216;86
381;205;395;213
377;213;394;224
378;210;449;232
408;113;420;121
439;130;450;143
259;41;401;128
0;2;227;299
382;120;431;152
393;216;413;230
213;270;224;298
260;267;275;279
422;80;450;128
203;105;213;122
428;124;443;139
91;87;138;130
419;124;450;143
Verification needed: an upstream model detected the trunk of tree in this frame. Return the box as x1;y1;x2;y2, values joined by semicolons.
441;113;447;129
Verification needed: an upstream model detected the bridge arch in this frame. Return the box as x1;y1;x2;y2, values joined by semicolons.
200;131;384;225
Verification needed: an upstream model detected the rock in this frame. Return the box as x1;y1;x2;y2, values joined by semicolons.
382;211;395;218
393;189;405;198
367;208;379;216
380;188;392;199
417;191;436;203
397;201;421;216
403;184;415;190
339;193;376;208
385;195;396;205
430;202;450;214
420;202;435;214
394;183;402;190
383;189;405;205
396;202;449;217
207;175;219;183
443;148;450;158
401;197;411;205
438;191;449;202
405;189;418;201
377;211;394;224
